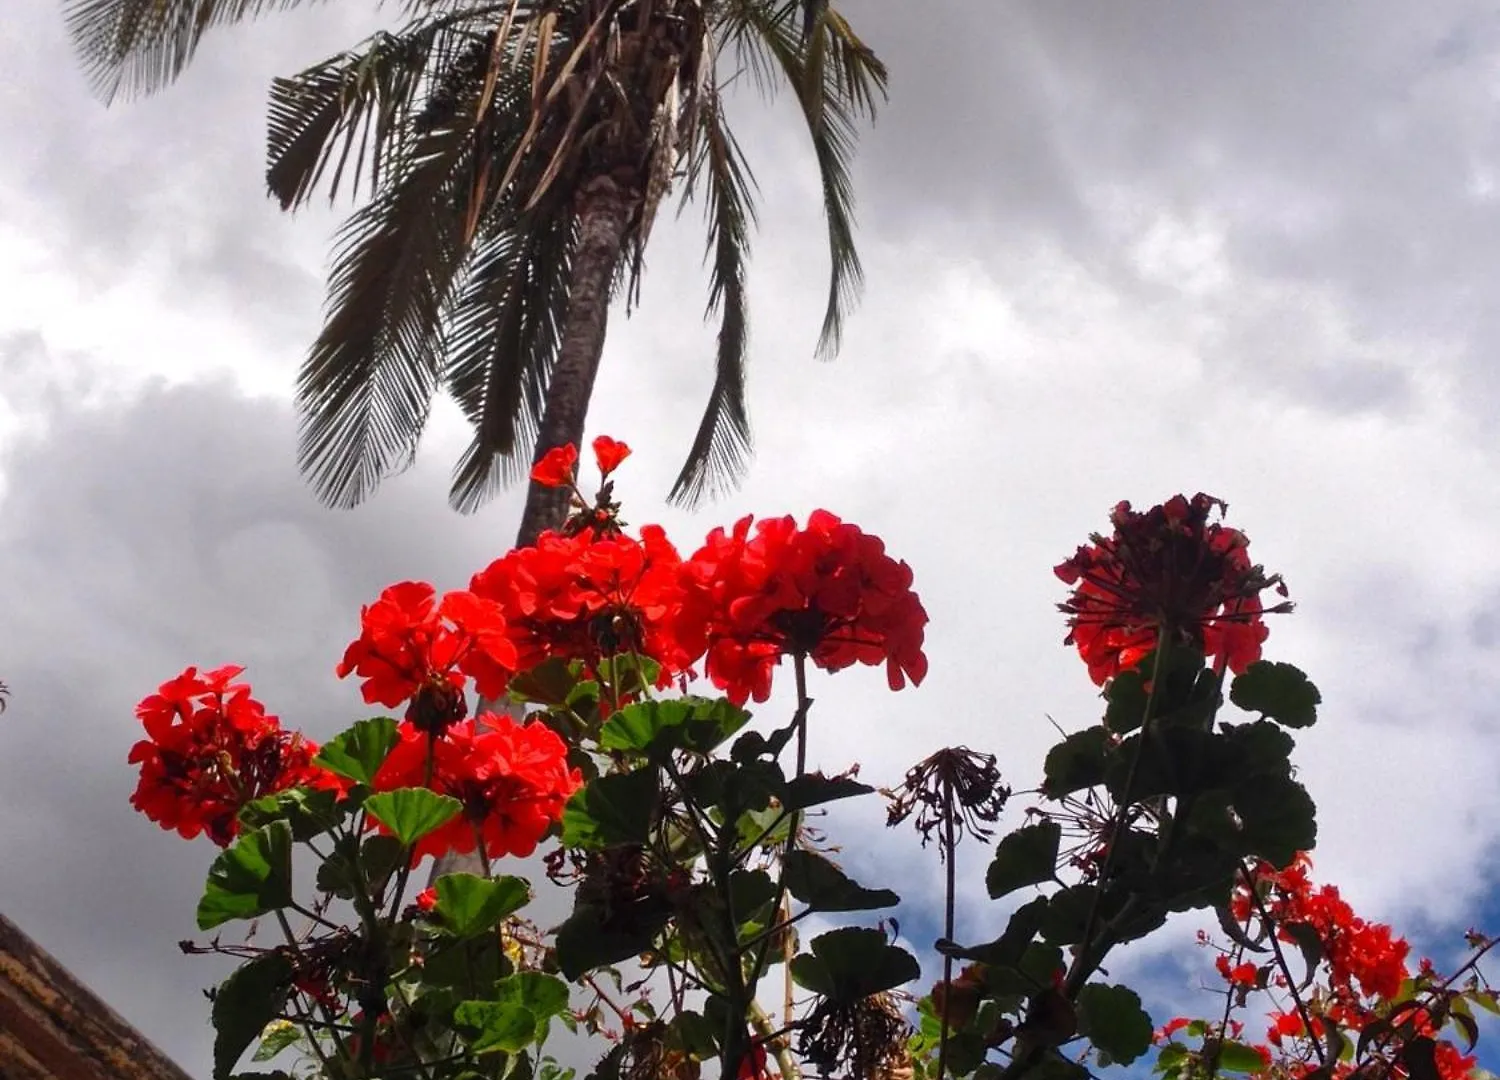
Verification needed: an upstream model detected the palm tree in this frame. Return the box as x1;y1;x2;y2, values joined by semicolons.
64;0;887;547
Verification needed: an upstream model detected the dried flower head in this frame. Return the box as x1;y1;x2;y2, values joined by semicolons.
885;747;1010;852
798;992;910;1079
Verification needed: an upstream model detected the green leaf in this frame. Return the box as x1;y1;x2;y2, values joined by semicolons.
598;697;751;758
728;869;779;920
455;1000;538;1054
1103;668;1150;734
364;787;462;848
594;654;663;700
1229;662;1321;728
560;771;659;849
788;928;920;1001
1075;983;1153;1066
1233;775;1317;868
212;953;293;1079
1283;921;1323;989
783;851;899;912
1042;728;1113;798
435;873;532;937
781;773;872;812
508;658;581;707
498;972;571;1037
197;821;295;930
553;903;667;981
251;1019;301;1063
313;716;399;784
457;973;571;1051
238;786;342;842
1215;1042;1269;1074
986;821;1061;899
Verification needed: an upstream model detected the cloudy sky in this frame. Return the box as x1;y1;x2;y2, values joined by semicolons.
5;0;1500;1074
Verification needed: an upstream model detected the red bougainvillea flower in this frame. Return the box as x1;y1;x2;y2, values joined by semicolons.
531;444;579;488
1235;854;1411;1004
337;582;517;733
129;665;330;845
592;435;631;477
675;511;929;705
1056;494;1292;685
470;525;694;685
372;716;579;862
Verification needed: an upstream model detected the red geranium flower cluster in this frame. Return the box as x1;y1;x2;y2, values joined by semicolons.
372;716;580;862
1056;493;1292;685
337;582;516;733
469;524;693;685
676;510;929;704
129;665;330;846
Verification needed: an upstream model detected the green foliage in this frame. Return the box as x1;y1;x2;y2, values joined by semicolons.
314;716;399;784
598;697;751;758
197;821;294;930
237;786;342;841
211;952;294;1080
364;787;463;847
788;927;920;1002
1041;727;1112;798
781;772;874;811
553;904;667;981
1075;983;1153;1066
986;821;1061;899
560;770;659;849
1230;661;1321;728
434;873;532;937
456;973;571;1052
784;850;899;912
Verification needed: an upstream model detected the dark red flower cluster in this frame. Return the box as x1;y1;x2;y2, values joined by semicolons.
1056;493;1291;685
129;665;331;846
337;582;516;732
676;510;929;704
372;716;580;862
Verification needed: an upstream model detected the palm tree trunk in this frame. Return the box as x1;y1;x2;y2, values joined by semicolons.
430;172;636;883
516;173;637;546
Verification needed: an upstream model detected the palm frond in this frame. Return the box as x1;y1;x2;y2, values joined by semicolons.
295;116;476;508
668;90;757;507
717;0;886;358
266;9;506;210
445;207;576;512
64;0;319;102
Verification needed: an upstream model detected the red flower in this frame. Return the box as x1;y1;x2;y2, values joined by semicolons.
1056;494;1292;685
470;525;694;686
372;717;580;863
414;886;438;913
1155;1017;1191;1043
129;665;330;845
1215;954;1260;987
531;444;579;488
675;511;928;705
337;582;517;731
592;435;631;477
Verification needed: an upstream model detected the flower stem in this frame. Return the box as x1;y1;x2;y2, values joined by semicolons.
936;770;958;1080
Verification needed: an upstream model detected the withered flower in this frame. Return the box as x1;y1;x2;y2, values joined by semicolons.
798;992;910;1079
885;747;1010;852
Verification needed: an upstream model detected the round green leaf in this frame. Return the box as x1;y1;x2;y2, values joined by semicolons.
986;821;1061;899
364;787;463;848
197;821;295;930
